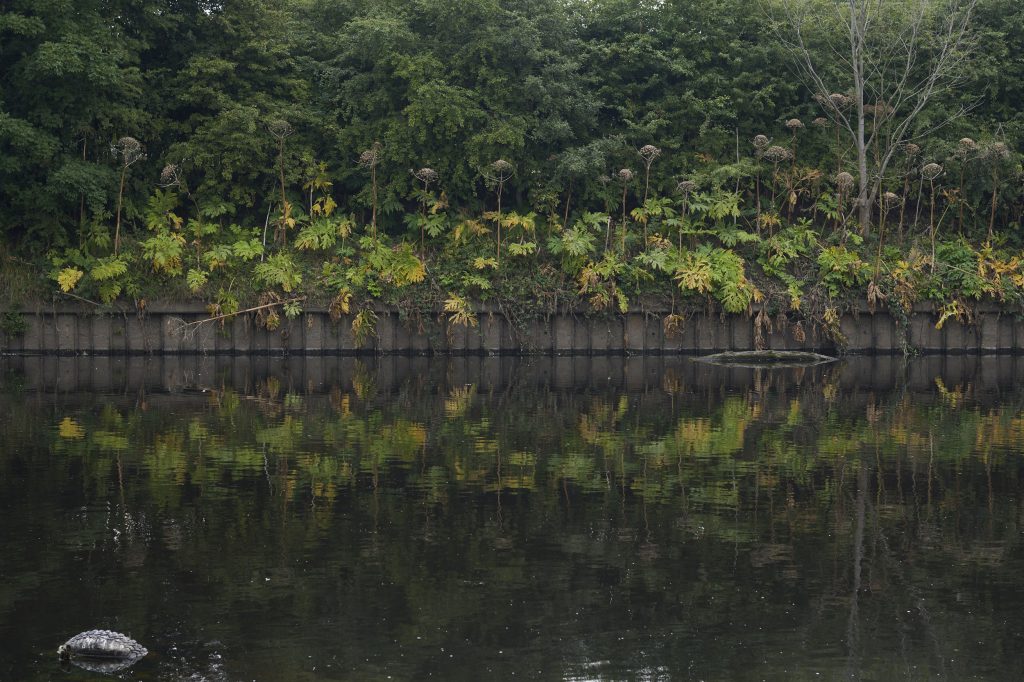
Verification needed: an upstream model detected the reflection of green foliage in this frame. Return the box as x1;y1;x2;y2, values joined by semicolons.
92;430;130;451
32;365;1024;528
257;415;305;452
7;358;1024;680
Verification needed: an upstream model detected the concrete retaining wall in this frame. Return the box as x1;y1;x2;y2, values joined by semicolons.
0;303;1020;354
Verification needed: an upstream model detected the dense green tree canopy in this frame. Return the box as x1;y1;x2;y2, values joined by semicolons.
14;0;1015;244
1;0;1023;333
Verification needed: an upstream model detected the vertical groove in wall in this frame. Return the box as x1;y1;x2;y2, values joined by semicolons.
4;307;1024;354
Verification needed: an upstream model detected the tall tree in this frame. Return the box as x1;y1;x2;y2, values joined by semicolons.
772;0;979;236
0;0;145;246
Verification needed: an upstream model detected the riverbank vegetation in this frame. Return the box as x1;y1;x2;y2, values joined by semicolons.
2;0;1023;343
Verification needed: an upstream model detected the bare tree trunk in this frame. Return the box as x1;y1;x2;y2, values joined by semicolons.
775;0;979;240
857;110;872;236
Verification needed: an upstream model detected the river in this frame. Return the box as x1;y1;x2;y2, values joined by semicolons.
1;355;1022;680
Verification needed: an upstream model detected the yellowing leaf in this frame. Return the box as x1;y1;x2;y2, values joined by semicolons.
473;256;498;270
57;267;84;293
329;289;352;319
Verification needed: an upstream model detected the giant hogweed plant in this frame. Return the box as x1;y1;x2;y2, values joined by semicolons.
38;109;1024;343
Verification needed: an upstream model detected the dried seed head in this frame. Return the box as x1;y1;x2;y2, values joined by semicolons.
159;164;179;186
871;101;893;116
413;167;438;185
638;145;661;164
812;117;829;128
986;142;1010;162
785;118;805;130
762;146;792;164
752;134;770;151
954;137;978;160
116;136;141;153
267;120;293;140
921;163;943;181
617;168;634;183
490;159;512;174
359;142;382;168
112;136;145;165
903;142;921;157
829;93;852;110
880;191;901;210
597;174;612;186
676;179;698;195
835;172;855;192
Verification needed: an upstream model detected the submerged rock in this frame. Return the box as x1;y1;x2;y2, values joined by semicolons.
695;350;837;368
58;629;148;672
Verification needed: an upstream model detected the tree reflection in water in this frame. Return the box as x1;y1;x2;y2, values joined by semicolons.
1;356;1024;680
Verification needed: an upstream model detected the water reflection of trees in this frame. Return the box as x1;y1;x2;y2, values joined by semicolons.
2;359;1024;679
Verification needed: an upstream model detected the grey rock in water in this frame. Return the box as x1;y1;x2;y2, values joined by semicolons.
58;629;148;672
695;350;837;368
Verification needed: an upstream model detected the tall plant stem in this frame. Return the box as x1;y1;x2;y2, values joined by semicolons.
679;198;688;251
496;182;503;265
563;177;572;228
770;163;779;208
837;190;845;236
957;168;966;233
79;137;87;248
641;164;653;244
913;177;924;231
897;176;910;242
929;180;937;272
114;167;127;256
620;184;628;254
835;127;842;174
277;137;288;246
989;169;999;240
419;179;428;255
875;209;887;280
755;172;762;233
370;163;378;241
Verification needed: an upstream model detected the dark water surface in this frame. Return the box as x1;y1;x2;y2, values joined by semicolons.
2;355;1024;681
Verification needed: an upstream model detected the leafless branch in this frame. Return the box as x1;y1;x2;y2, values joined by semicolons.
768;0;979;234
